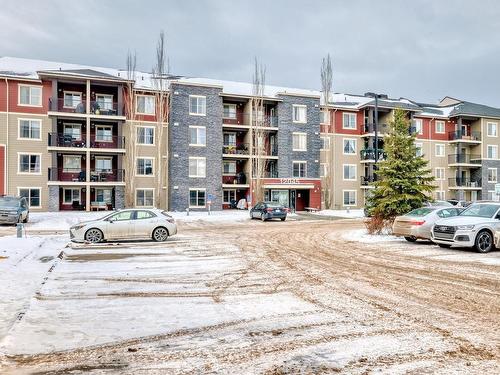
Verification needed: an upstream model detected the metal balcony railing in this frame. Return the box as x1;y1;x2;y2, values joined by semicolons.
449;130;481;141
448;154;481;164
48;98;123;116
48;133;86;148
222;113;278;127
48;168;125;182
360;149;386;161
448;178;482;188
90;136;125;149
222;172;249;185
90;169;125;182
222;143;249;155
361;175;378;185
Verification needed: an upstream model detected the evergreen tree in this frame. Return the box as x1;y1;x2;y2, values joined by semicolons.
366;108;435;219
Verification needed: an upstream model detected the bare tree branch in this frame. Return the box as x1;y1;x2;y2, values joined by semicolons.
320;53;333;209
124;50;137;208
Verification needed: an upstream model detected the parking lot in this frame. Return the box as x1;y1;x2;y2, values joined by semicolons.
0;214;499;373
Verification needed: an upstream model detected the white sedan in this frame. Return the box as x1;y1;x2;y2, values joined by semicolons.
70;208;177;243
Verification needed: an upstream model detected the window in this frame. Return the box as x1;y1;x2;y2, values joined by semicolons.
223;104;237;119
342;113;356;129
189;95;206;116
136;95;155;115
320;163;327;177
415;143;423;157
19;85;42;106
292;132;307;151
321;136;330;150
136;158;154;176
223;161;236;174
414;119;423;135
320;110;330;124
109;210;134;221
95;157;112;172
135;210;156;219
189;157;206;177
189;189;206;208
435;144;445;157
63;124;82;140
189;126;206;146
343;139;356;155
292;105;307;123
487;122;498;137
63;188;80;204
435;120;445;134
488;145;498;159
436;191;445;200
136;189;154;207
63;155;81;172
223;190;236;204
223;133;236;146
435;167;445;181
95;188;112;203
18;154;41;174
343;190;356;206
19;188;40;207
18;119;41;140
95;125;113;142
63;92;82;108
137;127;154;145
343;164;356;181
292;161;306;178
488;168;498;183
96;94;113;110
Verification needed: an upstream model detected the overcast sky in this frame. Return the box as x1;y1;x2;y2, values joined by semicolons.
2;0;500;106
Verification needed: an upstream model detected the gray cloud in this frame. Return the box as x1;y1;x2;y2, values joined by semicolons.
2;0;500;106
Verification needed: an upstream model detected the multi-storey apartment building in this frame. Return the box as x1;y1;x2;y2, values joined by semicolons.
2;56;500;212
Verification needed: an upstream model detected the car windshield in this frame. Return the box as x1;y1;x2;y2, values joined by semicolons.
430;201;453;207
459;204;499;218
406;207;435;217
0;198;19;209
265;202;282;208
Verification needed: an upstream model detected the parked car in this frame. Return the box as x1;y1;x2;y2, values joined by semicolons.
70;208;177;243
447;199;471;208
0;196;29;225
393;207;462;242
250;202;288;221
431;202;500;253
424;200;454;207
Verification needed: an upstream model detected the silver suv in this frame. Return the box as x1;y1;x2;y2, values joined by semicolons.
0;196;29;225
431;202;500;253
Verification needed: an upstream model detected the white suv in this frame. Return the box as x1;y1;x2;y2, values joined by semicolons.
431;202;500;253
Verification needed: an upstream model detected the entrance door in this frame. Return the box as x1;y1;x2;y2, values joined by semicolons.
295;190;309;211
289;190;296;211
271;190;289;207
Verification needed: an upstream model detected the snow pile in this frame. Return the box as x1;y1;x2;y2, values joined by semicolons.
314;209;365;218
341;229;401;243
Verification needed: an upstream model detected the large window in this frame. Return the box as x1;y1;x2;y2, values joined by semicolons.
63;188;80;204
18;188;41;207
343;190;356;206
342;113;356;129
95;188;112;203
487;122;498;137
435;167;445;181
63;155;81;172
223;190;236;204
223;104;237;119
292;161;306;178
96;94;113;110
18;153;41;174
414;119;423;135
488;168;498;183
136;158;154;175
343;164;356;181
435;144;445;157
19;85;42;106
18;119;41;140
487;145;498;159
292;105;307;123
63;92;82;108
189;126;206;146
136;95;155;115
189;189;206;208
63;124;82;140
223;161;236;174
136;189;154;207
137;127;154;145
223;133;236;146
415;143;423;157
435;120;445;134
189;95;206;116
189;157;206;177
321;136;330;150
95;125;113;142
292;132;307;151
95;157;112;172
343;139;356;155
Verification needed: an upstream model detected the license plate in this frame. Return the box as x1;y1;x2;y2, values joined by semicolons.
275;209;280;212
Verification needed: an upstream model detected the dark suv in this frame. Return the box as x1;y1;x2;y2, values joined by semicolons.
250;201;288;221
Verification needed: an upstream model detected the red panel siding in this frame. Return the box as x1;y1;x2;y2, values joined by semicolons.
0;146;4;195
333;110;363;135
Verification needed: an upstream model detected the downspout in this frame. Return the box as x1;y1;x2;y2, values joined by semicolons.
4;78;9;195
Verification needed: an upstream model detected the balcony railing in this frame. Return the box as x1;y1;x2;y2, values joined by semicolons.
448;154;481;164
48;133;86;148
262;171;279;178
48;98;123;116
449;130;481;142
361;175;378;185
360;149;386;161
222;113;278;127
222;172;249;185
48;168;124;182
222;143;249;155
448;178;482;188
89;136;125;149
364;123;388;134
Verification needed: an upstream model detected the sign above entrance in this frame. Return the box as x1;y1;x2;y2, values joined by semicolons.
280;178;300;184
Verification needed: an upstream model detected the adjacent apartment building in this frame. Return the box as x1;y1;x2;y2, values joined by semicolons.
1;56;500;212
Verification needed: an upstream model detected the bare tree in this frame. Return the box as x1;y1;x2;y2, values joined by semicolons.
124;50;137;207
251;57;268;204
320;53;333;209
151;31;170;209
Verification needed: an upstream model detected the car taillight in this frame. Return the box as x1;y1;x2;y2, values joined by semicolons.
411;220;425;226
266;208;274;212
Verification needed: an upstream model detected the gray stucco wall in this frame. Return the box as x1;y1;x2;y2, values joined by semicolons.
115;186;125;209
276;94;321;178
48;186;59;211
168;83;223;211
480;160;500;199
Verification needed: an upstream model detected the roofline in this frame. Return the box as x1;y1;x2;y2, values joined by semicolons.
0;74;41;83
219;93;282;102
171;80;223;89
276;91;320;99
37;70;132;83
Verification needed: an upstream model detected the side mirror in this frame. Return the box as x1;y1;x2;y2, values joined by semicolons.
108;218;115;223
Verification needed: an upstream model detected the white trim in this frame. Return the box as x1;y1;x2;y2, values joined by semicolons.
17;152;42;175
435;120;445;134
342;189;357;206
62;187;81;204
292;132;307;151
292;104;307;123
135;188;155;207
135;156;155;177
136;94;156;115
17;186;42;208
188;156;207;178
487;122;498;137
342;138;357;155
17;84;42;107
342;164;357;181
189;95;207;116
188;125;207;147
189;188;207;208
136;125;155;146
17;118;42;141
342;112;357;129
435;143;445;157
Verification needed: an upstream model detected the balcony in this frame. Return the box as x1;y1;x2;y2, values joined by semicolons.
89;136;125;149
48;168;125;182
361;175;378;187
222;172;249;186
222;143;249;155
360;149;386;162
448;178;482;189
449;130;481;143
48;98;123;117
363;123;388;135
448;154;481;166
47;133;125;149
223;114;278;127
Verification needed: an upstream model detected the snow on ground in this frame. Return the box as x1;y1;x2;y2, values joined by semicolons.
341;228;402;243
314;209;365;218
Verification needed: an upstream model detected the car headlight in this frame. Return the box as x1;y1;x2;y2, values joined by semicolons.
71;224;86;231
457;225;475;230
9;211;18;215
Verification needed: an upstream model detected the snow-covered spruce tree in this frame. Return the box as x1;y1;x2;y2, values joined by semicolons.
366;108;435;226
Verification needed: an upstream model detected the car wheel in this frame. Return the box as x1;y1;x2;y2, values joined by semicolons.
85;228;104;243
438;244;451;248
281;217;286;221
152;227;169;242
404;236;417;242
261;213;266;221
23;213;29;223
475;230;494;253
